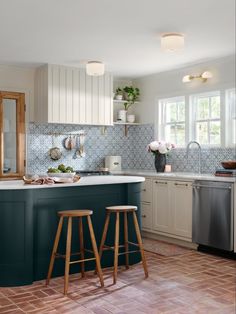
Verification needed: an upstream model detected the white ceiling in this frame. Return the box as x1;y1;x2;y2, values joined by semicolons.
0;0;235;78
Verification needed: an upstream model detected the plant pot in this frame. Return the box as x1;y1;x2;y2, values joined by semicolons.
154;153;166;172
127;114;135;123
124;92;134;102
115;94;123;100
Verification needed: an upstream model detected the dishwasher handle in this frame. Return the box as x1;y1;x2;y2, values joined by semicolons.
193;184;232;190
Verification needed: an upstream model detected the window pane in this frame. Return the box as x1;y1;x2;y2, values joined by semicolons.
165;125;176;143
210;121;221;145
197;97;209;119
211;96;220;118
196;121;208;144
178;102;185;121
166;102;177;122
3;99;17;173
176;123;185;145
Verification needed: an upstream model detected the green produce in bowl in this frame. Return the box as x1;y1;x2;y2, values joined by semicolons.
47;167;61;173
58;164;66;172
66;166;74;173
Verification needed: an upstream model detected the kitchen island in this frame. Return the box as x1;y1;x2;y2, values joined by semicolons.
0;176;144;287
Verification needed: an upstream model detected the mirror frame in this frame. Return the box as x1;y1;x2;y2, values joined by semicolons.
0;91;25;179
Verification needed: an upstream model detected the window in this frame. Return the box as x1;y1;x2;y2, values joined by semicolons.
226;88;236;146
190;91;221;146
158;96;186;146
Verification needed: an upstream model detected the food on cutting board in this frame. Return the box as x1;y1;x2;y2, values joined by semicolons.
47;164;74;173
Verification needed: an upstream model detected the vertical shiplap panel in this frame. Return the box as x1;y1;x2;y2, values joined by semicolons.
59;66;66;123
92;76;99;124
72;68;79;124
79;70;86;123
104;73;113;125
85;74;92;124
66;67;73;123
52;65;60;123
98;75;105;125
47;65;53;122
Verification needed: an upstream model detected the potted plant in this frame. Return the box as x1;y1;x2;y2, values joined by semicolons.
123;86;140;110
114;87;123;100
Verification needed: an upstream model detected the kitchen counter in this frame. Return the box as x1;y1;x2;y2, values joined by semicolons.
0;176;143;286
0;175;145;190
112;170;236;182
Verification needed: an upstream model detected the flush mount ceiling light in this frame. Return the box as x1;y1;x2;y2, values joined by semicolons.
182;71;213;83
86;61;105;76
161;33;184;52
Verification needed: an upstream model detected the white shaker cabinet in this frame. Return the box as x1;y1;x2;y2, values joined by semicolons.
152;180;171;234
141;178;153;231
170;181;192;239
34;64;113;125
141;177;193;242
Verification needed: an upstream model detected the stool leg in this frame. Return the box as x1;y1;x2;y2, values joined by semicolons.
132;212;148;278
87;216;104;287
79;217;85;278
114;212;120;284
64;217;72;295
46;216;64;286
124;211;129;269
99;212;110;260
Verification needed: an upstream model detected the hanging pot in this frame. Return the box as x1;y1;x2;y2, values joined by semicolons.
49;135;62;160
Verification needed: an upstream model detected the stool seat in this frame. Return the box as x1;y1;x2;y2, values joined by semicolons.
58;210;93;217
106;205;137;212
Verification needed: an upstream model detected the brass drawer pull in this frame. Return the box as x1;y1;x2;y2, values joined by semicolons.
155;181;167;184
174;183;188;187
141;214;146;218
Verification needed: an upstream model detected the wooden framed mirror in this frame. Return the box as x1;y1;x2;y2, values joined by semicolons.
0;91;25;179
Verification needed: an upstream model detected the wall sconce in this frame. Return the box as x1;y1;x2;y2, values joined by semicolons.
161;33;184;52
182;71;213;83
86;61;105;76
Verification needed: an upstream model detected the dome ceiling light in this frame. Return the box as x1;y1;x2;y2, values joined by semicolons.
86;61;105;76
161;33;184;52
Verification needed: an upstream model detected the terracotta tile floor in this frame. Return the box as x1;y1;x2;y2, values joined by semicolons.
0;250;235;314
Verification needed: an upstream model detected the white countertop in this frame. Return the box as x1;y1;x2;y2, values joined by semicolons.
0;175;145;190
112;170;236;183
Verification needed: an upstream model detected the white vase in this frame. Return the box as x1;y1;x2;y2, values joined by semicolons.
117;110;127;122
127;114;135;123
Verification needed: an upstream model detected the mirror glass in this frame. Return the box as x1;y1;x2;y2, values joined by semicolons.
3;99;17;173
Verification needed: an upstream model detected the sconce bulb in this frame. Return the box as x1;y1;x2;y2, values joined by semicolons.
182;75;192;83
201;71;213;79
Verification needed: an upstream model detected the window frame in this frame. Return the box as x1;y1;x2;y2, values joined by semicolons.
190;90;222;147
158;96;186;147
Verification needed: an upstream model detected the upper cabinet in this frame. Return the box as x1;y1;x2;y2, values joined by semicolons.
34;64;113;126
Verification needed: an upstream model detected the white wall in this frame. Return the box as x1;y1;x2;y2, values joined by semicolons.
0;64;35;121
133;55;235;124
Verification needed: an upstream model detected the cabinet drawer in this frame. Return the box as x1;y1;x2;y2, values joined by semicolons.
141;178;152;202
141;202;152;230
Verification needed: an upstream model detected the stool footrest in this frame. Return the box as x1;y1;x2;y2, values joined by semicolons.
55;251;81;259
118;250;140;256
128;241;139;247
69;257;96;265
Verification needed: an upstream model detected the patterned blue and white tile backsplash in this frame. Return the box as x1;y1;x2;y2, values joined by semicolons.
27;123;235;174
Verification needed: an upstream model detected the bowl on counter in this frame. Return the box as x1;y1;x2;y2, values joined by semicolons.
47;172;76;178
221;161;236;169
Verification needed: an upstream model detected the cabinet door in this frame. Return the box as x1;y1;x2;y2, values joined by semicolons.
141;178;152;202
141;202;152;231
170;181;192;239
152;180;171;233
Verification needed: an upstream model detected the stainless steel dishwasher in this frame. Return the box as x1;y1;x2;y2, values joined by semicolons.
192;180;233;251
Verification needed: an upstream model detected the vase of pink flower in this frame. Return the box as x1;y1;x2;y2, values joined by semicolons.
147;141;175;172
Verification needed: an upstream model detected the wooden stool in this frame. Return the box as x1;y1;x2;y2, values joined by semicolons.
99;205;148;284
46;210;104;295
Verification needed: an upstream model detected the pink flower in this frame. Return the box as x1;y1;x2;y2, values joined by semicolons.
147;140;176;155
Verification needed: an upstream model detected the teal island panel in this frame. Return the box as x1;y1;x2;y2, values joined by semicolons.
0;183;141;286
